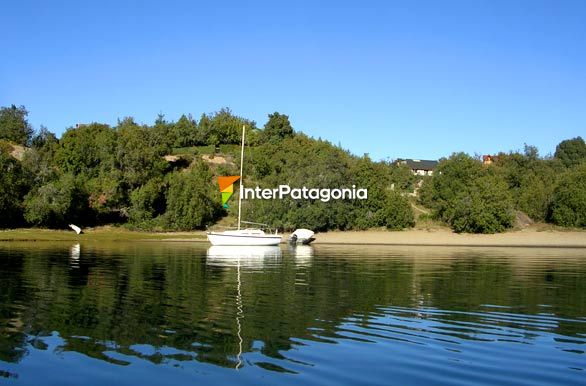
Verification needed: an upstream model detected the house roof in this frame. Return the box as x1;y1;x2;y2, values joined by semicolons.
397;159;439;171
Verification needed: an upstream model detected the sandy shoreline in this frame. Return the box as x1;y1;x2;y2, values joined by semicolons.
1;227;585;248
313;229;586;248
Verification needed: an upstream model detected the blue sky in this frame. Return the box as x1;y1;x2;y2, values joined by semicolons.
1;0;585;160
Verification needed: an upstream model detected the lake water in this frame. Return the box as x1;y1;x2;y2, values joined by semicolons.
0;242;585;385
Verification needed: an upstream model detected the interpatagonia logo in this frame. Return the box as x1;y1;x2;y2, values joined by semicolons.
218;176;240;208
241;185;368;202
218;176;368;206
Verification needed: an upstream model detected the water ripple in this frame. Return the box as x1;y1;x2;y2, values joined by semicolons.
1;243;585;386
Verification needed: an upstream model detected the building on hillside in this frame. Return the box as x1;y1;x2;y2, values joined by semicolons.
396;159;439;176
482;154;499;165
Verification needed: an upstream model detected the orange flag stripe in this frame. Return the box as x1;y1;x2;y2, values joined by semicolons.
218;176;240;192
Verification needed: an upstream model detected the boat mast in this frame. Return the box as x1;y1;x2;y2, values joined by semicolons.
237;125;245;230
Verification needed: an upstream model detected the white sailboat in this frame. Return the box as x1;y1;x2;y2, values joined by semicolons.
207;126;283;246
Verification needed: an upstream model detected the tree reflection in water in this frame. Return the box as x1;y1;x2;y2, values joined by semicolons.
0;242;584;381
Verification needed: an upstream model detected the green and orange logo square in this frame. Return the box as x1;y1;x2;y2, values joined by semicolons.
218;176;240;208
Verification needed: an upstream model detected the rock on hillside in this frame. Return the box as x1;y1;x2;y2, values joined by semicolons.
0;140;28;161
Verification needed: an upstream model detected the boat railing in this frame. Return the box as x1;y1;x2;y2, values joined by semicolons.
206;225;239;232
207;222;279;234
241;221;270;227
242;221;279;234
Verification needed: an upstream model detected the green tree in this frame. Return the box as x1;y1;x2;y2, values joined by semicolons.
151;113;176;149
85;170;125;218
349;155;391;229
380;191;415;230
196;113;212;146
417;176;434;209
129;178;167;224
198;108;256;146
523;143;539;160
23;174;86;227
555;137;586;168
31;126;58;150
429;153;484;217
550;164;586;228
0;105;34;145
55;123;117;178
449;174;514;233
493;151;562;222
389;162;416;192
241;134;413;231
429;153;514;233
164;162;222;230
262;112;294;143
244;134;355;231
115;117;169;189
172;114;198;148
22;126;60;188
0;151;28;227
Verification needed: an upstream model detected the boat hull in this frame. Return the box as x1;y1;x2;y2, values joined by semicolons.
207;232;282;246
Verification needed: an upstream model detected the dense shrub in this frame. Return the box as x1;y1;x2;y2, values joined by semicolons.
555;136;586;168
493;149;563;222
380;191;415;230
0;151;28;227
163;162;222;230
0;105;33;145
417;176;434;209
55;123;117;178
448;174;514;233
242;136;416;231
550;164;586;228
4;103;586;233
429;153;514;233
129;178;166;223
23;174;87;227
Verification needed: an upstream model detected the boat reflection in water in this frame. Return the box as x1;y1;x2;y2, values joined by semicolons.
70;243;80;259
289;245;314;267
69;243;81;268
206;246;282;268
205;245;283;370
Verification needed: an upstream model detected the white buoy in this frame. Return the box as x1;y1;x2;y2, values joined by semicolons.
68;224;82;235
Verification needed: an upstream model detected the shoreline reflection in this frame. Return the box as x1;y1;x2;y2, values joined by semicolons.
0;243;584;385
